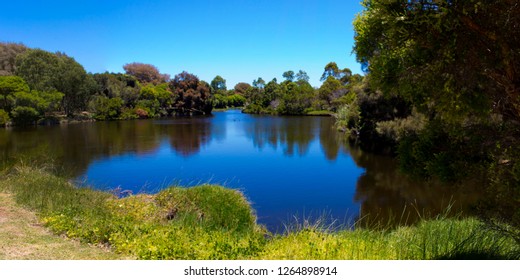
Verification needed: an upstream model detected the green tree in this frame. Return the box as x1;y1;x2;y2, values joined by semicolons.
278;80;314;115
56;53;94;114
89;96;124;120
15;49;94;115
318;76;344;109
296;70;310;83
320;62;352;85
0;109;9;126
226;94;246;107
354;0;520;122
10;106;40;125
252;77;265;89
0;76;29;111
282;70;295;82
139;83;172;110
15;49;60;92
92;73;141;108
10;90;63;125
210;75;227;94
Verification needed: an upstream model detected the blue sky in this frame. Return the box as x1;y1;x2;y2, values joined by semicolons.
1;0;363;88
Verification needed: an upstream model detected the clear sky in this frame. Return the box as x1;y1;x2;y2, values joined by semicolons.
0;0;363;88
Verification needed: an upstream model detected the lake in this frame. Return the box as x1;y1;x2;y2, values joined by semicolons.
0;110;482;232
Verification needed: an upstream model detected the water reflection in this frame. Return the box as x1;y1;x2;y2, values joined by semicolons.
242;116;315;156
0;110;483;232
349;148;482;228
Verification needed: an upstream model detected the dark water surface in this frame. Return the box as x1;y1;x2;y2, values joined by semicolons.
0;110;482;232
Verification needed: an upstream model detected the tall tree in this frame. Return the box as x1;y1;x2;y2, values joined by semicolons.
252;77;266;89
234;82;251;95
0;43;28;76
354;0;520;121
282;70;295;82
210;75;227;93
319;76;344;108
123;62;170;85
320;62;340;82
15;49;93;115
169;71;212;115
320;62;352;85
296;70;310;83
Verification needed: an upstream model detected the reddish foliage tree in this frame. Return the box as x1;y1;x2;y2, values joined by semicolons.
123;62;170;85
169;71;212;115
233;82;251;96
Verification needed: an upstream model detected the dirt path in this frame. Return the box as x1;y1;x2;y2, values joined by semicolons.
0;192;123;260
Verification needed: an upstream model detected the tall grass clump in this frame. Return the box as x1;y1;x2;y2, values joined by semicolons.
259;216;520;260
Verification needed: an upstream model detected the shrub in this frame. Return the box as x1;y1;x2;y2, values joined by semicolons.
135;108;148;119
120;107;139;120
375;109;427;142
0;109;10;126
135;99;160;117
226;94;246;107
335;102;361;136
90;96;124;120
397;120;490;181
11;106;40;125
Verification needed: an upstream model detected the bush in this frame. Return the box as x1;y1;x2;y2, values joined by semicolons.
375;109;426;142
0;109;10;126
397;120;489;181
90;96;124;120
135;99;160;117
226;94;246;107
120;107;139;120
11;106;40;125
482;142;520;233
212;94;228;109
135;108;148;119
335;102;361;135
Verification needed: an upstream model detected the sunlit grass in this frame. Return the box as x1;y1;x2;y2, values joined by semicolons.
260;218;519;259
305;110;334;116
1;164;518;260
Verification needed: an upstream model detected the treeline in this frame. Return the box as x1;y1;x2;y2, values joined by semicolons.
0;44;215;126
239;65;361;115
1;42;364;127
337;0;520;232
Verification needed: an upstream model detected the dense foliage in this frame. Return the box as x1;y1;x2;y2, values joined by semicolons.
340;0;520;233
0;44;221;124
1;42;365;125
169;71;213;115
0;43;28;76
123;62;170;85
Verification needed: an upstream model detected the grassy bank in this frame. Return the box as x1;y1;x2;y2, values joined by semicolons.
1;165;519;260
0;193;122;259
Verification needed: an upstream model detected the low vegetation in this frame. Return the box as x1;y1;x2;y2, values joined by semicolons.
1;165;518;260
0;192;122;260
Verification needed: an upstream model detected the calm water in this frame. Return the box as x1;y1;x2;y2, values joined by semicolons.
0;110;482;232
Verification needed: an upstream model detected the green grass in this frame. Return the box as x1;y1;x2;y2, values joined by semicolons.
0;193;123;260
260;218;519;259
305;110;334;116
0;165;266;259
1;164;519;260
